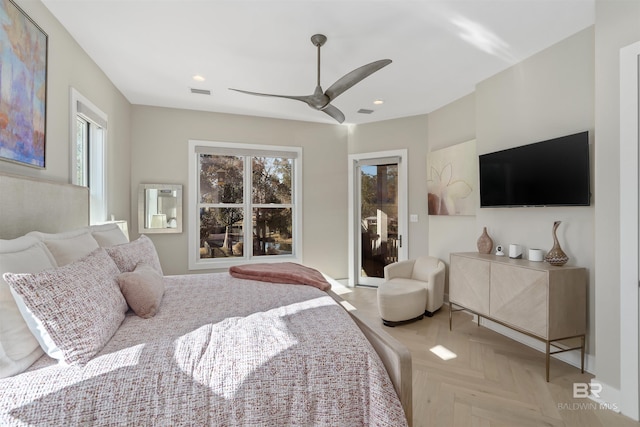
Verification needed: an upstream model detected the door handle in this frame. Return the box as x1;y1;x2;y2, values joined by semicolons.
398;235;402;248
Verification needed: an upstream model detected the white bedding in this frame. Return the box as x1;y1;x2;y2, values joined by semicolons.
0;273;408;426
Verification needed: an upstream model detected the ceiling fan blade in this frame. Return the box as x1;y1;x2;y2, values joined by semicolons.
229;88;311;104
324;59;392;102
231;35;392;124
322;104;345;124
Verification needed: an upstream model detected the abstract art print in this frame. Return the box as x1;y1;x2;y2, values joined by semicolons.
0;0;48;168
427;139;477;216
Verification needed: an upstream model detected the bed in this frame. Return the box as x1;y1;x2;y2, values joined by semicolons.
0;172;412;426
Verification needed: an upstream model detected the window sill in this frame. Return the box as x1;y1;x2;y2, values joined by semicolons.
188;254;302;271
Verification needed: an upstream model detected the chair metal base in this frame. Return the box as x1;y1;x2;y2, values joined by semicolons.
425;307;441;317
382;314;424;327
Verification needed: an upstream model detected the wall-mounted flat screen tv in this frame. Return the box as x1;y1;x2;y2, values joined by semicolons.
479;131;591;207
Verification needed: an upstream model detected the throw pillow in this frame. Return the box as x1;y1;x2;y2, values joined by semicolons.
117;263;165;318
3;248;128;365
106;235;163;275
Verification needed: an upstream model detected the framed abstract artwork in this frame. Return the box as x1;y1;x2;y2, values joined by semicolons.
427;139;477;216
0;0;48;168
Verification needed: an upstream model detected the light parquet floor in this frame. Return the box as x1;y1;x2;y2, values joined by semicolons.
337;285;639;427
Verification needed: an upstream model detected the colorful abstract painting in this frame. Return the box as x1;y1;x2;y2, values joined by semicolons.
0;0;47;168
427;139;477;216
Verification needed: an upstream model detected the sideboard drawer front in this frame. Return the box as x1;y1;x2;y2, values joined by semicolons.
490;263;548;338
450;254;490;315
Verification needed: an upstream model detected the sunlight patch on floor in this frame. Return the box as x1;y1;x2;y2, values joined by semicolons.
430;344;457;361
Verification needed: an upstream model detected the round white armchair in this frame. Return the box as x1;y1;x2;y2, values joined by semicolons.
377;256;446;327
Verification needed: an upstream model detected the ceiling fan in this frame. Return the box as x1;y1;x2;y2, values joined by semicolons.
229;34;392;124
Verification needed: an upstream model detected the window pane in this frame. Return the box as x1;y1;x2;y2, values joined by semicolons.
199;154;243;204
76;117;88;187
190;142;300;269
360;164;399;278
199;207;244;258
88;122;106;224
252;157;292;204
252;207;292;256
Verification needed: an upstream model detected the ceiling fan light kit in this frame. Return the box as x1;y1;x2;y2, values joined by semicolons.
229;34;391;124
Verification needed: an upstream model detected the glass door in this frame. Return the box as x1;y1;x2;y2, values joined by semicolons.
358;163;399;285
350;151;407;287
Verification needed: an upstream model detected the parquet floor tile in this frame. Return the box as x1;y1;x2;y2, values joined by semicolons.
338;285;639;427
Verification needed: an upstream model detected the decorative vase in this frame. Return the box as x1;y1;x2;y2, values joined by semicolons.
477;226;493;254
544;221;569;266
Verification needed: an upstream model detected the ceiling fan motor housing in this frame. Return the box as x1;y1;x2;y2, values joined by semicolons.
311;34;327;47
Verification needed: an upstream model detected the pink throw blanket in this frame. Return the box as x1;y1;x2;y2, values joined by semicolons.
229;262;331;291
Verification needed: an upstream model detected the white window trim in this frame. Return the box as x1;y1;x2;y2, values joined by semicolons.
188;139;303;270
618;39;640;421
70;87;108;224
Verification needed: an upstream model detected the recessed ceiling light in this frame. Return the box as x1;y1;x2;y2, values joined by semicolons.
193;75;206;82
373;99;384;105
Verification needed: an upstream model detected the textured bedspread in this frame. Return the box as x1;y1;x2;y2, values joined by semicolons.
0;273;408;426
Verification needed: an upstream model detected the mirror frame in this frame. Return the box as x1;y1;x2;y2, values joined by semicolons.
138;183;183;234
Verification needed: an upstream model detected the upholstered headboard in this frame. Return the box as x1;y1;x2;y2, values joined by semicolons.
0;172;89;239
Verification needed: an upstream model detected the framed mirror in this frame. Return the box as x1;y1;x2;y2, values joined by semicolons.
138;184;183;234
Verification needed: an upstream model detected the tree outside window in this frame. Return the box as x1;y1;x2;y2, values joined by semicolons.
195;149;295;264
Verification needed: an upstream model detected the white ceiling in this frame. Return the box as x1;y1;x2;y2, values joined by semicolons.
42;0;595;125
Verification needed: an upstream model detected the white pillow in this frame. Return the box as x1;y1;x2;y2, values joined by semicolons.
28;228;99;267
0;236;56;378
4;248;127;365
90;223;129;247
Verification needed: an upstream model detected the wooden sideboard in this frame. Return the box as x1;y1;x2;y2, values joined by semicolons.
449;252;587;381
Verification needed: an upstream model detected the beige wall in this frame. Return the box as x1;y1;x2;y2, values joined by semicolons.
426;93;477;281
594;0;640;395
0;0;131;222
349;27;598;366
474;28;596;355
130;106;349;278
348;114;430;259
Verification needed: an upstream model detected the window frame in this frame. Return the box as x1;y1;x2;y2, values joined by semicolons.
70;88;108;224
188;140;303;270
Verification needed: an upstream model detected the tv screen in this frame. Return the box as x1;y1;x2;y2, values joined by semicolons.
479;131;591;207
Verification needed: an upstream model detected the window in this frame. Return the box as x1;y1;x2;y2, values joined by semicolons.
188;140;302;270
70;88;107;224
